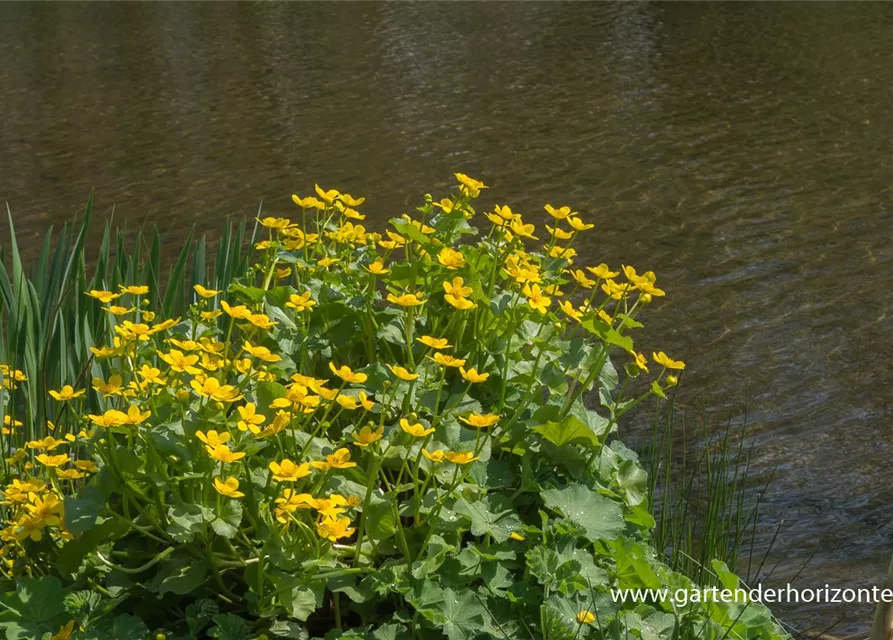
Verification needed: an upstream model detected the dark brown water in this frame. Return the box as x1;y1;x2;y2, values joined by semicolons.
3;2;893;633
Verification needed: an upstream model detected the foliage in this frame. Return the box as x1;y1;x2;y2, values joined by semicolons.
0;176;788;640
644;402;775;588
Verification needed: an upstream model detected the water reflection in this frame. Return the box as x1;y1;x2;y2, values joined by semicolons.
2;2;893;633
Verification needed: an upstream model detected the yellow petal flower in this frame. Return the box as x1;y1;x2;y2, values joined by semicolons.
400;419;435;438
214;476;245;498
652;351;685;370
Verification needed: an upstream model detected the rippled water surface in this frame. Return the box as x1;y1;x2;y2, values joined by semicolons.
3;2;893;633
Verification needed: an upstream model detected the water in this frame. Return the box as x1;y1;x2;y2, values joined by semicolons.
2;2;893;633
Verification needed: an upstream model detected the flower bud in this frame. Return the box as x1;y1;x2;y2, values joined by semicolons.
666;375;678;387
156;634;167;640
640;293;652;304
176;389;190;402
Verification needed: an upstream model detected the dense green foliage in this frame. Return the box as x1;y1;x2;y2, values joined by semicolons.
0;178;787;640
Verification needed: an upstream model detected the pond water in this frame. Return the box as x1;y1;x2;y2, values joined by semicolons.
2;2;893;633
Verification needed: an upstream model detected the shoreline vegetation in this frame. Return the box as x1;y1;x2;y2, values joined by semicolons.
0;176;789;639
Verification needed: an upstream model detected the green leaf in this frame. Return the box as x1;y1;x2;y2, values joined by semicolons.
167;503;206;542
454;496;521;543
14;576;65;624
541;484;624;542
210;499;243;539
210;614;251;640
103;614;149;640
186;599;219;637
439;588;487;640
532;414;599;448
615;459;648;507
283;586;317;622
158;560;209;596
411;535;455;579
711;559;740;592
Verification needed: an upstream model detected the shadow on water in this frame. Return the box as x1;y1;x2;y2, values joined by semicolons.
2;2;893;633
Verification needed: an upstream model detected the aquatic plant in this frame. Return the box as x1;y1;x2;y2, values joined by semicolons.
0;177;787;640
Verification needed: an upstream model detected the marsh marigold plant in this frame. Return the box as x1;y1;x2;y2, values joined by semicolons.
0;176;787;640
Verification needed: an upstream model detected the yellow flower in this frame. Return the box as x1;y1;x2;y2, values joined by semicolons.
36;453;70;468
329;362;367;384
194;284;221;298
454;173;486;198
220;300;252;320
119;285;149;296
159;349;201;374
137;365;166;385
292;194;325;209
653;351;685;370
416;335;451;350
445;294;477;310
509;531;525;541
429;353;466;368
196;430;231;447
26;436;66;451
445;450;478;464
286;291;316;312
546;225;575;241
50;621;75;640
105;305;135;316
459;367;489;383
201;309;223;321
559;300;582;322
569;269;596;289
206;445;245;464
365;260;389;275
314;184;341;204
336;394;360;410
316;516;355;542
634;352;649;372
545;204;573;220
245;313;277;330
400;419;434;438
85;290;121;303
437;248;466;270
422;449;446;463
48;385;85;402
442;277;472;298
214;477;245;498
338;193;366;207
269;459;312;482
522;283;551;314
548;246;576;262
566;216;593;232
242;341;282;363
387;292;425;307
310;448;357;471
124;405;151;425
387;364;419;382
576;610;596;625
459;413;499;428
92;374;124;396
259;216;292;230
87;409;128;428
353;424;384;447
74;460;98;473
509;217;538;240
357;391;376;411
190;377;244;402
56;468;85;480
237;403;266;432
277;267;292;278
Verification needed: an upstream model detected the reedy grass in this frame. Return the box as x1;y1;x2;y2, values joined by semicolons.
0;195;257;443
643;395;775;588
